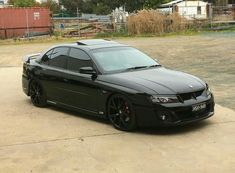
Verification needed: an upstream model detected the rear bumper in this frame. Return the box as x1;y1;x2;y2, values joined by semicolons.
135;95;215;127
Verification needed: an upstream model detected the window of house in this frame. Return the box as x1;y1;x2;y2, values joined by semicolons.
197;6;201;15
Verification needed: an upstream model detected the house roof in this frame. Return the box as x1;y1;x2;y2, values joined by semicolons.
160;0;183;7
177;1;208;6
160;0;207;7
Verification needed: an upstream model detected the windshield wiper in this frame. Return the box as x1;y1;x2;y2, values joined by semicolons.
123;65;162;72
148;64;162;68
124;66;149;71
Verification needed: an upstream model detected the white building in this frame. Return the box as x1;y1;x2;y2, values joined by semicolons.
159;0;209;20
0;0;8;8
0;0;5;4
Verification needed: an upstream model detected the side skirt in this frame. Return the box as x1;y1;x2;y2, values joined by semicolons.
46;100;107;118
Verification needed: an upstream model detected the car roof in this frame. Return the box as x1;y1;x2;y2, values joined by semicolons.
56;39;129;51
37;39;129;62
37;39;130;61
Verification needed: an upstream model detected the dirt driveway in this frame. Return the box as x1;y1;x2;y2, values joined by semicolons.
0;34;235;172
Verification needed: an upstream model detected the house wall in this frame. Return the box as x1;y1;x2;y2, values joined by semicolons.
176;1;208;19
157;7;173;14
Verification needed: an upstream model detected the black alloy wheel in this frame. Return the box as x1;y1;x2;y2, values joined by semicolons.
108;94;137;131
29;80;47;107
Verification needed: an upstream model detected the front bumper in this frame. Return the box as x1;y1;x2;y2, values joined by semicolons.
135;95;215;127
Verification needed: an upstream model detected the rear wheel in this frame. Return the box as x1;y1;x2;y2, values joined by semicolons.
107;94;137;131
29;80;47;107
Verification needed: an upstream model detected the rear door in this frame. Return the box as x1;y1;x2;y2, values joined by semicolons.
38;47;70;103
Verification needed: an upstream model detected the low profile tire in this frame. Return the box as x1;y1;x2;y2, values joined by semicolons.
29;80;47;107
107;94;137;131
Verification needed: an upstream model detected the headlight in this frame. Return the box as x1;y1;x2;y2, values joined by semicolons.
206;83;211;96
150;95;179;104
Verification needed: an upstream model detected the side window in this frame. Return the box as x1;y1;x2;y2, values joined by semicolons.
41;49;54;65
49;47;69;69
67;48;92;72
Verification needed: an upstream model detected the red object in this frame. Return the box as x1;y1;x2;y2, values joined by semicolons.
0;7;52;39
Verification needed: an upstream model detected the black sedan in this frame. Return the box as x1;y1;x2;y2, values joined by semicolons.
22;39;215;131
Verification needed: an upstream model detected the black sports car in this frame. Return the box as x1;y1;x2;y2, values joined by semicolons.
22;39;214;131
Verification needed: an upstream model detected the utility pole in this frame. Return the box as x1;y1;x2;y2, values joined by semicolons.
25;9;29;39
77;7;80;37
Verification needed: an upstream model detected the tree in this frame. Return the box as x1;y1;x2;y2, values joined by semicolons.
143;0;163;9
41;0;60;14
59;0;169;15
8;0;36;7
59;0;84;16
94;1;113;14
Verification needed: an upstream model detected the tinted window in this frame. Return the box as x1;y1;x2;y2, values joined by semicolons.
49;47;69;69
92;47;158;73
41;49;54;65
67;48;92;72
69;48;90;60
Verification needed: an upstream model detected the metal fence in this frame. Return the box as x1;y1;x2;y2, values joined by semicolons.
52;13;114;38
208;5;235;29
211;5;235;21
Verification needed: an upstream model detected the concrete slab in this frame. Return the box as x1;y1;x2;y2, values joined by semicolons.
0;67;235;173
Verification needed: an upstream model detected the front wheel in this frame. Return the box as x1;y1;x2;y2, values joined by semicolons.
29;80;47;107
107;94;137;131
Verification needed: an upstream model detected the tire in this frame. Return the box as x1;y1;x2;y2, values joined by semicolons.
107;94;137;131
29;80;47;107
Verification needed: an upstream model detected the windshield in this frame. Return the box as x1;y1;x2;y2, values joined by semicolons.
92;47;159;73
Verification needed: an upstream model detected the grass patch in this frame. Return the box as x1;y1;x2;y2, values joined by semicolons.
95;29;200;39
0;36;78;46
0;34;234;110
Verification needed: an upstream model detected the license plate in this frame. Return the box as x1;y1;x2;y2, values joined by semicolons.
192;103;206;112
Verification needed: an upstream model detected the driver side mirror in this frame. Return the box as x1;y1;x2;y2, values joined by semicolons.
79;67;97;76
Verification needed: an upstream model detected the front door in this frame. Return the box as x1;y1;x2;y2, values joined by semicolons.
62;48;100;113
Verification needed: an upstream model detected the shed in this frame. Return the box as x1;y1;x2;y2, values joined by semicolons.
177;1;208;19
159;0;209;20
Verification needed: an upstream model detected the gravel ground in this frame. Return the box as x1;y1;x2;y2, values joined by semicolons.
118;34;235;110
0;33;234;110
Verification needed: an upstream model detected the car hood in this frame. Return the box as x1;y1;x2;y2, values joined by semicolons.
99;67;206;95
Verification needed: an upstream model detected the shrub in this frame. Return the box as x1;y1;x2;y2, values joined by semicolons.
128;10;188;35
